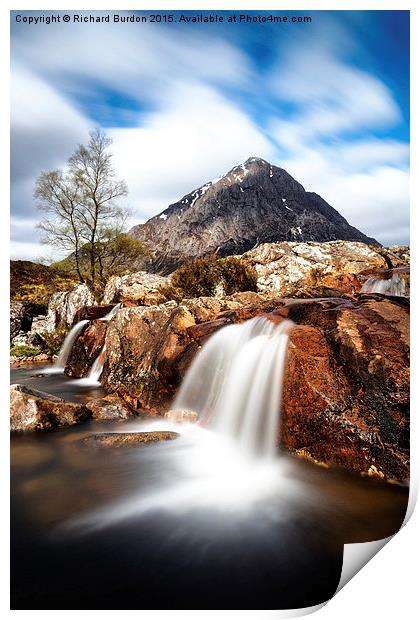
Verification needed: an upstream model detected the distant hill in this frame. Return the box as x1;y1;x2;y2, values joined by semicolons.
129;157;378;274
10;260;78;307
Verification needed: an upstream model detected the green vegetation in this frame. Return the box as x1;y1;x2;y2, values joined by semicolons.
161;256;258;301
10;260;78;306
10;345;42;358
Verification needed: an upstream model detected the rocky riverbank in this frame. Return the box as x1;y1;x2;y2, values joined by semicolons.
10;240;410;483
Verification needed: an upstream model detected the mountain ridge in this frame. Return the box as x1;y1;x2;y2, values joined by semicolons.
129;157;378;274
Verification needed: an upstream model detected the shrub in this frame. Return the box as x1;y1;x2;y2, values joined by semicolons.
161;256;258;300
10;345;42;358
218;256;258;295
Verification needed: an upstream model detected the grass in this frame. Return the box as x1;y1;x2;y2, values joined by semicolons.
10;345;42;358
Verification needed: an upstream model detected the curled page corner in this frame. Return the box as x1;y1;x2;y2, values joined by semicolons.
335;535;393;595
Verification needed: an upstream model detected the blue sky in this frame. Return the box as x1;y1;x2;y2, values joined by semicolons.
11;10;410;260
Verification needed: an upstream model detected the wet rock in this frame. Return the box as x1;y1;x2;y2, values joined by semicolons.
10;384;89;432
65;320;108;377
72;304;116;324
101;303;196;407
62;286;409;481
102;271;169;304
164;409;199;424
84;395;134;421
281;297;409;482
82;431;179;448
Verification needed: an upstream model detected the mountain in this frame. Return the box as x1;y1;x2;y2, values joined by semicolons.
129;157;378;274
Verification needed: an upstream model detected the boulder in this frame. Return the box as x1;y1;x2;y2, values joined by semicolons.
100;303;195;407
10;384;89;432
11;330;45;348
10;301;30;339
84;395;134;421
31;284;95;335
240;241;409;296
65;320;108;377
82;431;179;448
91;293;409;481
102;271;169;305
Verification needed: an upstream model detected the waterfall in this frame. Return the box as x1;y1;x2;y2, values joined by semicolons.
361;272;406;297
99;303;123;321
88;349;105;383
72;347;106;387
44;320;89;374
173;317;292;458
68;317;298;527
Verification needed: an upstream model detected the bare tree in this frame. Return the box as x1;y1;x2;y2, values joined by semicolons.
35;169;85;282
35;129;147;296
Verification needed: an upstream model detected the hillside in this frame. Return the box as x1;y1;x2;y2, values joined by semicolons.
10;260;79;307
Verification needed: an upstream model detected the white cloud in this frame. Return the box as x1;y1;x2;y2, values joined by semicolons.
110;81;275;221
268;40;409;245
271;47;401;142
12;17;252;103
10;15;409;260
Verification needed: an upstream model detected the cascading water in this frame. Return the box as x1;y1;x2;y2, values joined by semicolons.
43;303;121;378
74;347;106;386
43;319;89;374
173;317;292;458
361;272;406;296
67;316;300;528
100;303;123;321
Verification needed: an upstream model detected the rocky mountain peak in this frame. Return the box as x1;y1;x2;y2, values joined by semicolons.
129;158;377;274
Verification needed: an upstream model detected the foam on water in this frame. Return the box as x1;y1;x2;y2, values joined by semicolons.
361;272;406;296
174;316;292;458
66;317;298;530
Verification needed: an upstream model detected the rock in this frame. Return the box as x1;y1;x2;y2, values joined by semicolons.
379;245;410;267
72;304;116;324
10;353;55;367
31;284;95;335
30;314;52;335
11;330;45;348
164;409;198;424
101;303;196;407
129;157;376;274
65;320;108;377
82;431;179;448
240;240;395;296
181;296;241;323
10;301;31;340
57;287;409;481
84;395;134;420
10;384;89;432
98;295;274;407
280;297;409;482
102;271;169;304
